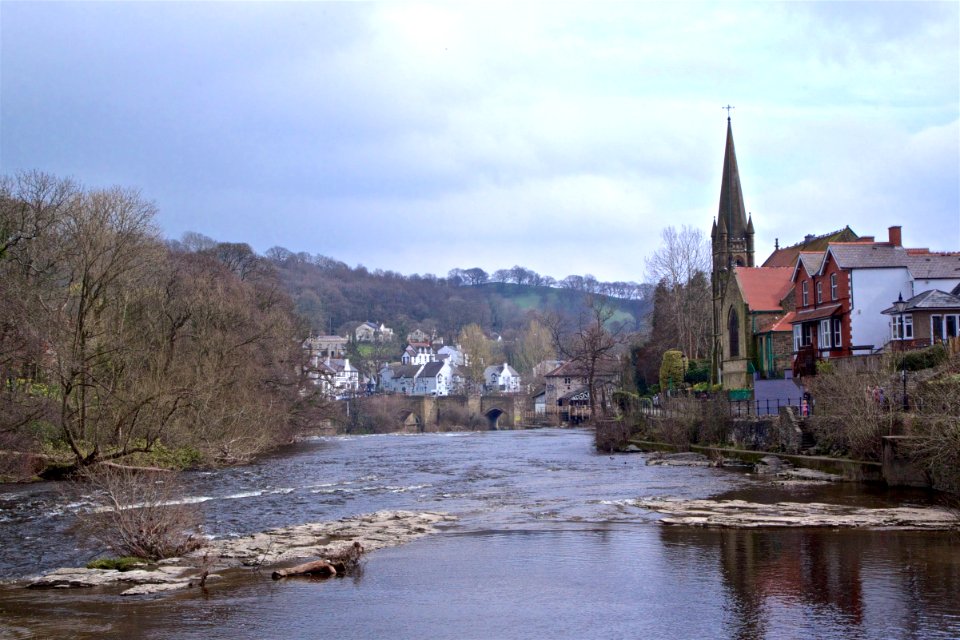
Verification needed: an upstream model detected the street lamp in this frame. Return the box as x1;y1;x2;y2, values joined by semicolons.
892;293;908;412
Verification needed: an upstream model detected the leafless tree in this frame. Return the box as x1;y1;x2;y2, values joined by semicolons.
546;295;629;422
645;225;712;359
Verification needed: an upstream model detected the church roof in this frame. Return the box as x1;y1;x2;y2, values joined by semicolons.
717;118;749;240
762;226;858;267
733;267;794;312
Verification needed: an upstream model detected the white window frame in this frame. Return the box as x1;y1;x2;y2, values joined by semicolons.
819;319;832;349
832;318;842;348
816;281;823;304
793;325;802;352
801;281;809;307
891;314;914;340
830;273;838;300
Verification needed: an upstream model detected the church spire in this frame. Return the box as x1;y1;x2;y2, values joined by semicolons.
718;117;749;240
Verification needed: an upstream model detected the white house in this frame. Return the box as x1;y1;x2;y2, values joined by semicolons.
380;361;454;396
380;364;421;394
437;345;466;367
355;322;394;343
414;361;454;396
402;342;436;365
483;362;522;393
307;357;359;397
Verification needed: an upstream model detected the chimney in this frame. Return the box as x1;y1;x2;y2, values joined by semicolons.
888;225;902;247
804;234;815;244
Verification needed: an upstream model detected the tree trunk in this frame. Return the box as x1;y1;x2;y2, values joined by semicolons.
271;560;337;580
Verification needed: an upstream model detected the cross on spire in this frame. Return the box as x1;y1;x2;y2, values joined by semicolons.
723;104;735;121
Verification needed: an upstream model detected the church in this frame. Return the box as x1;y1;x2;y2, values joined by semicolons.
709;117;858;388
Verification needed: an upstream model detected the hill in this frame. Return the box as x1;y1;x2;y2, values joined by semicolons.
267;253;652;342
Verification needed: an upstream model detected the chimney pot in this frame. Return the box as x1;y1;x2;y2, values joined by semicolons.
889;226;902;247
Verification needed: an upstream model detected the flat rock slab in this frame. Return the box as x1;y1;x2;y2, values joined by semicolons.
646;452;714;467
633;498;957;530
25;510;455;595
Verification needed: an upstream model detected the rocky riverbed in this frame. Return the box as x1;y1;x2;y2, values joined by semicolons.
24;510;456;596
635;498;957;530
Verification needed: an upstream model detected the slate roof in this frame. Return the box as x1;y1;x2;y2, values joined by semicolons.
762;226;858;267
904;253;960;280
545;359;619;378
824;243;909;270
393;365;421;379
880;289;960;314
795;252;825;278
419;362;446;378
733;267;793;311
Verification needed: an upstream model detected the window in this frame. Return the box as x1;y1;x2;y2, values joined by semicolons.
891;314;914;340
801;281;809;306
819;319;832;349
793;325;802;352
816;281;823;304
830;273;838;300
947;315;959;339
833;318;842;348
728;308;740;357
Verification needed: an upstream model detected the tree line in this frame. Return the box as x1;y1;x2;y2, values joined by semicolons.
259;246;651;346
0;172;318;476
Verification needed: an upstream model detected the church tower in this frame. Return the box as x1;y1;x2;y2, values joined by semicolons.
711;115;755;384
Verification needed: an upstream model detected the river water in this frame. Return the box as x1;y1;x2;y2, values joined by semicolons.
0;429;957;639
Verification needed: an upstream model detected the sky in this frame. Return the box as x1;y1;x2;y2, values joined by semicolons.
2;1;958;284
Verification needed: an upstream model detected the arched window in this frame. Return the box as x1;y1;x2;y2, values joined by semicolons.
728;307;740;358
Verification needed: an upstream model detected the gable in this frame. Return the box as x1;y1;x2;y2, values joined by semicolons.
734;267;793;312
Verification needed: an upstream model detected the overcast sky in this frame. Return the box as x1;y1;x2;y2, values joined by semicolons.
2;2;958;283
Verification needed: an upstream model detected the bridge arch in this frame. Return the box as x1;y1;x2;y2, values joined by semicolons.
484;408;504;430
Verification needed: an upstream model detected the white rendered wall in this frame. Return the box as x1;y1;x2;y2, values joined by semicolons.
849;267;912;351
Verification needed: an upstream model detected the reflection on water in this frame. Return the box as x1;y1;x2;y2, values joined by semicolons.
0;429;957;639
660;527;960;640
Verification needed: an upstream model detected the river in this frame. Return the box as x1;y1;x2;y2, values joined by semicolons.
0;429;957;639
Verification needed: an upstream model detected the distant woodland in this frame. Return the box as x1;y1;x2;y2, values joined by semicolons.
244;245;653;343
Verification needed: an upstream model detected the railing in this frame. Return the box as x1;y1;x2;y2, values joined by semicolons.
638;396;810;418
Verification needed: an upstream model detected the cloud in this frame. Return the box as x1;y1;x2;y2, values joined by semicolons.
1;2;957;282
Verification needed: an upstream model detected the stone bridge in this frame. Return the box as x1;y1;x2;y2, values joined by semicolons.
394;394;525;432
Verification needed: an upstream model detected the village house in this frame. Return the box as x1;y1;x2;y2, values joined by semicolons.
483;362;521;393
543;360;619;422
303;335;348;359
788;227;960;374
355;322;394;343
307;356;360;397
437;345;467;367
401;342;437;365
380;361;456;396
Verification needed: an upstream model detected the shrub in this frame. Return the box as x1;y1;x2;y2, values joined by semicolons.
895;344;948;372
76;466;206;561
660;350;685;392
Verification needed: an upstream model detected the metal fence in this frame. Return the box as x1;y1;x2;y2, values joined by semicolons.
638;395;809;419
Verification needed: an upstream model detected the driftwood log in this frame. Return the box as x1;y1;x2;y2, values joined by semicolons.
271;560;337;580
271;541;365;580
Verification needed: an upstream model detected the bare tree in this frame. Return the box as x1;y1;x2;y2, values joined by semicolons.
645;225;711;359
546;296;628;422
